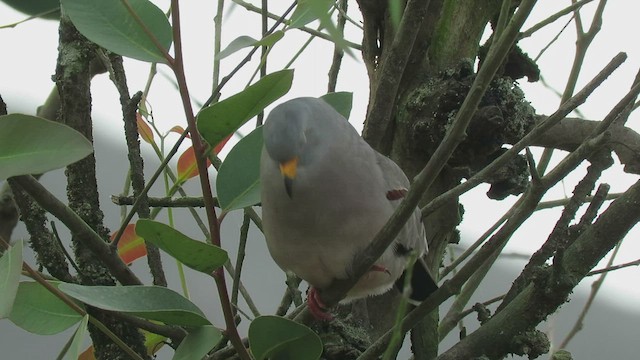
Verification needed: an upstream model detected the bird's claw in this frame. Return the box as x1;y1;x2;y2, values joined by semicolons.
307;287;333;321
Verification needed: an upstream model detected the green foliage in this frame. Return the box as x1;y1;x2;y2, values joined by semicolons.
249;315;323;360
58;283;210;326
217;31;285;60
0;114;93;181
173;325;223;360
197;69;294;148
0;239;22;318
1;0;59;19
9;281;83;335
61;0;172;63
136;219;228;274
320;92;353;119
63;315;89;360
217;126;263;212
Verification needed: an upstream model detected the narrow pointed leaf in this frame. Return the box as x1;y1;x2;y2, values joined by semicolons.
58;283;210;326
2;0;60;19
249;316;322;360
197;69;293;148
136;219;228;274
173;325;223;360
217;126;263;212
320;92;353;119
177;146;212;182
217;36;257;60
62;315;89;360
217;31;285;60
137;113;155;144
9;281;83;335
0;114;93;180
289;0;332;28
0;239;23;318
60;0;172;63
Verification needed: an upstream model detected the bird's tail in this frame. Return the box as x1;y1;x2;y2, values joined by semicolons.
395;257;438;302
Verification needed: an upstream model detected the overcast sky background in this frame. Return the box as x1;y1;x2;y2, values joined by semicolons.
1;1;639;359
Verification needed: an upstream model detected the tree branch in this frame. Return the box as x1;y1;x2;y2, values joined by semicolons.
11;175;142;286
437;176;640;359
361;0;432;152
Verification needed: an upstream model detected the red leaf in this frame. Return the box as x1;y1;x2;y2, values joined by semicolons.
177;146;212;181
136;113;155;144
111;224;147;265
213;133;233;154
78;346;95;360
169;125;190;138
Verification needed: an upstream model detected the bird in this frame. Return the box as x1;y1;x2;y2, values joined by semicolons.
260;97;438;320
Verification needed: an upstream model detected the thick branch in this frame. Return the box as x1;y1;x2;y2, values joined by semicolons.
362;0;431;152
533;116;640;173
438;177;640;359
12;175;142;286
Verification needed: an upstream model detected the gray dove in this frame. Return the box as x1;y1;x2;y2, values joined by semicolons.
260;97;437;320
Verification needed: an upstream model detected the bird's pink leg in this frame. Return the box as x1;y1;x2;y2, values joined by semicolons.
371;264;391;275
307;287;333;321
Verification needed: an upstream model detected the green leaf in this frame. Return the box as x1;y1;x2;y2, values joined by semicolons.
9;281;83;335
58;283;210;327
0;239;23;318
320;92;353;119
60;0;172;63
289;0;333;29
0;114;93;180
217;31;284;60
62;315;89;360
2;0;60;19
173;325;223;360
217;126;263;212
289;0;353;57
136;219;228;274
197;69;293;148
249;316;322;360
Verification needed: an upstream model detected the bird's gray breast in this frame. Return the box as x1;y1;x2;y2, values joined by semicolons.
260;142;392;288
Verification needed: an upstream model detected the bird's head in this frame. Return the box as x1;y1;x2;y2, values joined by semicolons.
263;98;331;198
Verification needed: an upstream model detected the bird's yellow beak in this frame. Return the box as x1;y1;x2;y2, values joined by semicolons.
279;157;298;198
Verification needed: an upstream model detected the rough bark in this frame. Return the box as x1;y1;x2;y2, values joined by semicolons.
52;17;148;360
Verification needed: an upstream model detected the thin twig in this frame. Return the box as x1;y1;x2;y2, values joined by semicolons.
212;0;224;92
535;192;620;211
231;213;251;312
230;0;362;50
588;258;640;276
113;195;208;208
559;239;623;349
536;0;608;174
108;53;167;286
170;2;250;358
520;0;595;39
327;0;348;92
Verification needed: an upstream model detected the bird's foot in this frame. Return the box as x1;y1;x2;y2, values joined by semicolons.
307;287;333;321
370;264;391;275
386;188;408;200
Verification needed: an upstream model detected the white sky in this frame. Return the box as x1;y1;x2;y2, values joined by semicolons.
1;0;639;336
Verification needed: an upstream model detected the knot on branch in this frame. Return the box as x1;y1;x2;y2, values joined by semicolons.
508;330;550;359
472;302;492;324
399;61;535;198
